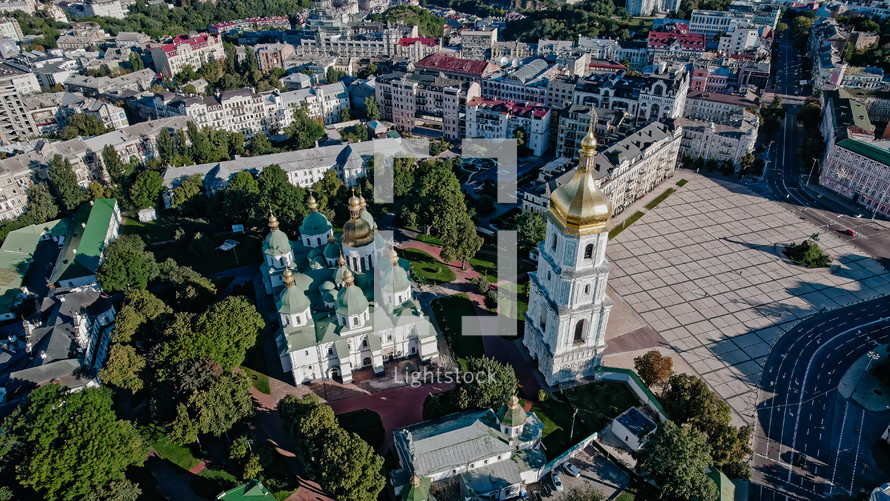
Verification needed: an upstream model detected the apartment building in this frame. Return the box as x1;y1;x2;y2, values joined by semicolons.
546;74;578;110
82;0;125;19
675;112;759;167
689;10;753;38
577;37;619;60
209;16;290;35
522;122;682;216
256;43;298;73
718;27;760;55
684;88;761;124
572;66;690;123
465;97;551;156
481;59;552;104
375;72;480;140
647;27;706;59
689;64;732;92
0;17;22;41
414;53;498;83
617;41;650;71
56;26;107;49
26;92;129;134
114;31;151;49
64;68;157;98
460;28;497;61
149;33;226;77
555;104;631;159
0;63;39;145
396;37;441;62
820;138;890;217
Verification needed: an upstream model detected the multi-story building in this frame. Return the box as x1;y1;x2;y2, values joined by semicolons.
0;63;39;144
0;0;35;15
375;72;480;140
26;92;129;134
0;17;22;41
627;0;658;16
56;26;107;49
717;26;760;54
522;121;681;217
617;41;650;71
820;138;890;218
149;33;226;77
841;66;887;90
546;74;578;110
820;90;876;148
689;63;732;92
481;59;553;104
465;97;551;156
675;112;758;167
113;31;150;48
737;60;770;88
493;40;534;60
577;37;620;60
292;20;419;60
209;16;290;35
689;9;753;38
82;0;125;19
50;198;121;288
414;53;498;83
684;88;761;124
460;27;497;61
647;27;706;59
256;43;298;73
850;31;880;51
555;105;631;159
63;68;157;98
396;37;441;62
572;66;690;123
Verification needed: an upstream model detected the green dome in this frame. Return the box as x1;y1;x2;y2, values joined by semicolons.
308;245;324;259
263;230;292;256
278;284;310;314
323;238;341;260
335;262;352;283
300;211;332;236
360;208;376;231
383;260;411;293
496;396;527;427
336;270;369;316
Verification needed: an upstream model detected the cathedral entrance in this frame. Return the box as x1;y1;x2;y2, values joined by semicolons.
327;366;342;382
363;357;372;367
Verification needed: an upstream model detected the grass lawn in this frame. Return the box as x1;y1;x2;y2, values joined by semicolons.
337;409;385;449
143;426;200;471
403;248;456;285
431;293;484;361
191;467;238;499
676;179;689;187
416;233;444;247
468;255;497;282
643;188;675;210
241;365;271;394
615;479;661;501
121;217;176;244
608;211;645;240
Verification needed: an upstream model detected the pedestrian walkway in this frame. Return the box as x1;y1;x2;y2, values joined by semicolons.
398;240;487;308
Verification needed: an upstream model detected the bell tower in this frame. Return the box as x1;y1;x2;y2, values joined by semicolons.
523;117;614;386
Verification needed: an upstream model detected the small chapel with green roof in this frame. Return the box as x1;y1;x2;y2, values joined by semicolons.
261;191;440;384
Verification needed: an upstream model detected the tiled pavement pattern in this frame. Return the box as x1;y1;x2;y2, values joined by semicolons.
606;176;890;423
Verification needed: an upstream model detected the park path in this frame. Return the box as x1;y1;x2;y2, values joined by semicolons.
398;240;488;308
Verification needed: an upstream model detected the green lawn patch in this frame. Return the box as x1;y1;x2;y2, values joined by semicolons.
191;468;238;499
468;255;497;282
608;211;645;240
241;365;271;394
676;179;688;187
337;409;385;449
644;188;676;210
431;293;484;361
142;426;200;471
615;479;661;501
416;233;444;246
403;248;456;284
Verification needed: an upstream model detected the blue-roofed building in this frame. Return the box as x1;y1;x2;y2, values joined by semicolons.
391;398;546;501
610;406;657;451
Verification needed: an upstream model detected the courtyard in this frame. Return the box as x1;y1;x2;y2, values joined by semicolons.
606;173;890;423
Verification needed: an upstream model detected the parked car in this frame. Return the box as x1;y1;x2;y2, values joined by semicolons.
563;462;581;478
816;194;823;199
845;229;857;236
551;472;563;491
854;213;862;218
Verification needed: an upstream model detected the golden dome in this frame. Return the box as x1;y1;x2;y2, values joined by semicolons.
391;249;399;265
268;211;279;231
359;194;367;210
343;269;354;286
548;123;611;236
338;253;346;266
283;268;295;287
348;189;361;211
342;190;374;247
308;193;318;212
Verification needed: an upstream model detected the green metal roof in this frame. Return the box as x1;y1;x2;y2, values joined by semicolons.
837;138;890;166
216;479;273;500
382;261;411;293
50;199;117;284
263;229;292;256
496;399;527;427
336;283;369;316
401;476;432;501
0;219;66;313
299;211;332;235
706;468;736;501
277;284;311;315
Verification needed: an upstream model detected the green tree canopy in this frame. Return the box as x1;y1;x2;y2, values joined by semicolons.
513;211;546;252
100;343;147;392
636;421;717;501
96;235;160;292
634;350;674;392
24;184;59;224
60;114;106;140
188;371;254;436
365;96;380;121
0;385;149;500
129;170;163;209
286;105;325;150
456;356;518;411
662;373;730;436
48;154;85;212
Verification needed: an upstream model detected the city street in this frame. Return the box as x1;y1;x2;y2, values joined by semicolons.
753;297;890;500
762;33;890;267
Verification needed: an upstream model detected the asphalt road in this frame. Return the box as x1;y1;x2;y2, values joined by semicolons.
761;34;890;268
752;297;890;500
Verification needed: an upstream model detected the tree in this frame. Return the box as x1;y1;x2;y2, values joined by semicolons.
170;403;199;444
86;479;142;501
775;21;788;35
561;486;606;501
636;421;717;501
249;133;274;155
170;174;204;212
326;67;346;83
365;96;380;121
189;371;254;436
429;139;451;156
194;296;265;368
96;235;159;292
100;343;146;392
710;424;753;472
513;211;546;252
393;158;415;197
784;240;831;268
60;114;106;139
102;144;126;181
87;181;113;200
48;154;85;211
158;258;217;312
0;385;148;500
24;184;59;224
286;106;325;150
440;216;483;269
456;356;518;411
339;107;351;122
129;170;163;209
219;171;259;223
663;373;731;436
634;350;674;392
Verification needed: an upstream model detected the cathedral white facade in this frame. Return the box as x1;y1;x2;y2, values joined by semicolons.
261;193;440;384
523;120;614;386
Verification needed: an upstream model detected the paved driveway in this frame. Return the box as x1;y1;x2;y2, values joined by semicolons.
607;174;890;423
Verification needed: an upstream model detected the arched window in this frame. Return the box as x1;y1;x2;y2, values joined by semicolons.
584;244;593;259
317;237;322;245
362;339;368;347
584;284;591;295
573;320;586;345
551;235;557;250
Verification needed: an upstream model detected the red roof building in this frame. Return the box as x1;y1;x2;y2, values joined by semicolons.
414;53;498;81
647;30;706;53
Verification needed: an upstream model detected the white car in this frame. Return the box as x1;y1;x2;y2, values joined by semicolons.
563;462;581;477
551;472;563;491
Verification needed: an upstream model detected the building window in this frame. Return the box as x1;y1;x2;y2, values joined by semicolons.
585;284;591;295
584;243;593;259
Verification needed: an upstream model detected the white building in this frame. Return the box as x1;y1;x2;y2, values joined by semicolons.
573;66;690;123
675;113;758;168
0;17;22;41
83;0;125;19
460;27;497;61
26;91;129;134
689;9;753;38
50;198;121;288
0;63;39;144
375;72;481;140
684;89;761;125
149;33;226;77
262;194;439;384
610;407;657;451
717;27;759;54
820;138;890;218
465;97;551;156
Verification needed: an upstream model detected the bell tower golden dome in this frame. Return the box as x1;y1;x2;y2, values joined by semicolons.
547;114;612;236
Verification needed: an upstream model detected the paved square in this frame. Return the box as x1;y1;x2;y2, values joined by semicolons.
606;175;890;423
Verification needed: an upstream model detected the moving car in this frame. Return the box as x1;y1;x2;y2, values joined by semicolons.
845;229;857;236
551;472;563;491
563;462;581;478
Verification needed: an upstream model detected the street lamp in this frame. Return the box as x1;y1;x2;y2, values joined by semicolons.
806;158;819;187
854;350;882;395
